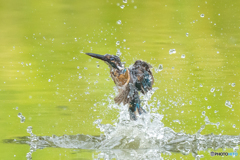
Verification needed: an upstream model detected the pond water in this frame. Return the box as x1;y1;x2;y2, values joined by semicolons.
1;0;240;160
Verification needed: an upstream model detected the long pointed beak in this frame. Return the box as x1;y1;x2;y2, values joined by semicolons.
85;53;107;61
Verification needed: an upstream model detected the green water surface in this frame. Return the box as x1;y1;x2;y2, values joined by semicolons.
0;0;240;159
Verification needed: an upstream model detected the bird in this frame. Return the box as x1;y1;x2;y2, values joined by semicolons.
85;53;154;120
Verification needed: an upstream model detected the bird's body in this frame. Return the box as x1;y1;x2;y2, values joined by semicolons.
86;53;154;120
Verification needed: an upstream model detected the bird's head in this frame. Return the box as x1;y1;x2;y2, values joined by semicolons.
86;53;124;70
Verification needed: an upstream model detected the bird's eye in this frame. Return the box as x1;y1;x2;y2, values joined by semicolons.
110;57;114;61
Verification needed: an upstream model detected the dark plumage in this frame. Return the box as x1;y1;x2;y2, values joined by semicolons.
85;53;154;120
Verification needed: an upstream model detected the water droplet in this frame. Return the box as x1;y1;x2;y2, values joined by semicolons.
204;116;210;124
199;84;203;87
207;106;211;109
173;119;181;124
116;49;122;56
186;33;189;37
18;113;25;123
217;51;219;54
181;54;185;58
134;6;137;9
48;79;51;82
205;97;208;101
117;20;122;25
231;83;235;87
27;126;33;134
79;76;82;79
202;111;205;115
216;122;220;128
225;100;232;108
210;87;215;92
93;119;102;125
200;14;204;18
120;5;125;9
152;108;157;112
116;41;120;45
123;39;126;42
84;67;88;70
158;64;163;71
123;0;127;3
233;124;236;128
18;113;22;117
169;49;176;54
189;101;192;105
97;65;100;68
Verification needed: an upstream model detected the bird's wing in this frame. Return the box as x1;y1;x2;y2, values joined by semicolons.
114;84;131;105
114;69;132;105
114;60;154;105
131;60;154;94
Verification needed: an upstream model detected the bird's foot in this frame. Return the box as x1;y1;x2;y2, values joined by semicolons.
129;109;137;121
129;106;147;121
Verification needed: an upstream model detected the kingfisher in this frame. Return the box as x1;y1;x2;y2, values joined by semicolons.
85;53;154;120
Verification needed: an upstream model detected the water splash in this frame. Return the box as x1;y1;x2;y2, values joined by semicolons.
6;89;240;160
9;120;239;160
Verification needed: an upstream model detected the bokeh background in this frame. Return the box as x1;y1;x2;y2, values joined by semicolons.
0;0;239;159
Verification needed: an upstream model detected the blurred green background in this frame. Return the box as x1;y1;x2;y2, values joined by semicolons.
0;0;239;159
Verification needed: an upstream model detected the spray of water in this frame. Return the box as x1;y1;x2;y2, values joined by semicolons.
4;88;240;160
